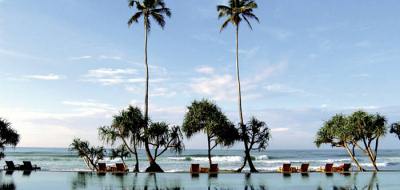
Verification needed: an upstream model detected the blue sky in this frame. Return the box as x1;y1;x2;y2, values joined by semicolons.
0;0;399;149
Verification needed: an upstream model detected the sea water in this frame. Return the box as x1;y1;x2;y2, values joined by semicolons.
3;148;400;172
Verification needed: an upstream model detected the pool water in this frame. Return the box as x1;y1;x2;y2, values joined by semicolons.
0;171;399;189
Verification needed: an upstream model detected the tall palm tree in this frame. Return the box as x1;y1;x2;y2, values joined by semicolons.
127;0;171;170
217;0;259;172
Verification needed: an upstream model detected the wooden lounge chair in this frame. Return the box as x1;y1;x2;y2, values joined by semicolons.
22;161;41;170
334;163;351;172
318;163;334;173
278;163;294;173
98;163;107;172
4;161;21;171
115;163;128;173
210;164;219;173
190;164;200;173
297;163;309;173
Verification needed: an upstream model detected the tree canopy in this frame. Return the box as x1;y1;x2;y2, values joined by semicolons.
182;99;239;166
0;118;20;160
315;111;387;171
390;122;400;140
128;0;172;31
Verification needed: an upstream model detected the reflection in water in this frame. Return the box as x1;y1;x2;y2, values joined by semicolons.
1;171;387;190
22;170;32;176
244;173;266;190
330;173;379;190
0;183;16;190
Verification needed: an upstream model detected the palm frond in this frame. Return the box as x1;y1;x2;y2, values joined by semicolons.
128;11;143;27
150;12;166;29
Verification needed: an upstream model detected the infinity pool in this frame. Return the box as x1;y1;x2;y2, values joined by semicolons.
0;171;399;189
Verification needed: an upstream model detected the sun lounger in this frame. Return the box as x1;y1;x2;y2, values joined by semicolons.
4;161;21;171
334;163;351;172
98;163;107;172
318;163;333;173
115;163;128;172
190;164;200;173
22;161;41;170
210;164;219;173
297;163;309;173
278;163;295;173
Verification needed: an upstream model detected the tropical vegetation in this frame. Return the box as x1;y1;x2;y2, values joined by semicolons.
390;122;400;140
236;117;271;172
182;100;239;167
98;106;143;172
315;110;387;171
217;0;260;172
0;118;20;160
70;138;105;171
99;106;183;172
127;0;172;173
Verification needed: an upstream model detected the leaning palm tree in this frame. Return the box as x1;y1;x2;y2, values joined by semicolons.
217;0;259;172
127;0;171;172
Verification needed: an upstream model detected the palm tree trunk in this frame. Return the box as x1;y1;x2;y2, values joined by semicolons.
235;25;257;173
142;21;162;173
143;21;154;163
133;142;139;172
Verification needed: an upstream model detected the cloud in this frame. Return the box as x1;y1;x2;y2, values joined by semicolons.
69;55;92;60
24;73;64;81
0;100;118;147
251;60;288;83
195;66;215;74
86;68;137;78
83;67;167;86
69;55;122;61
191;74;236;101
271;128;289;132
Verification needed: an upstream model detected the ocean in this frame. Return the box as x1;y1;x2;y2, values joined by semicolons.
3;148;400;172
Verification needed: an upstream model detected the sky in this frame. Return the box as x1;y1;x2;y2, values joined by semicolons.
0;0;399;149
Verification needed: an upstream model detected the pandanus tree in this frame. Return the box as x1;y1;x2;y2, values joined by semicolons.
127;0;171;172
348;111;387;171
315;111;387;171
182;100;239;167
146;122;184;162
98;106;143;172
0;118;20;160
237;117;271;172
390;122;400;140
315;114;364;171
110;145;131;165
70;138;105;171
217;0;260;172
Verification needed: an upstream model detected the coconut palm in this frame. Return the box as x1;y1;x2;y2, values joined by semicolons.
217;0;259;172
127;0;171;172
0;118;20;160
